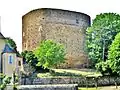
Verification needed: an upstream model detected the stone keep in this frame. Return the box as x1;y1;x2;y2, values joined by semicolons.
22;8;91;68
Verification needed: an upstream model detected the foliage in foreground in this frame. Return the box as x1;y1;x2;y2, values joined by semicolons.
86;13;120;67
34;40;66;69
0;73;11;89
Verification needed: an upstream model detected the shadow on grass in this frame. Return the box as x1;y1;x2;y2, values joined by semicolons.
50;70;82;77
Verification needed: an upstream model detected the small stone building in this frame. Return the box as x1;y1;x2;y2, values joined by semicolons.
0;32;23;77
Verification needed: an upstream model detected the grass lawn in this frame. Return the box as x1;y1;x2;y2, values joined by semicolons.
37;69;101;78
53;69;101;77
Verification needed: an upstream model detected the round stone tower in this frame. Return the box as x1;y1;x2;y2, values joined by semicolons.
22;8;91;68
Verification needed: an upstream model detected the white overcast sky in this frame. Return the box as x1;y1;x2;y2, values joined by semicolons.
0;0;119;52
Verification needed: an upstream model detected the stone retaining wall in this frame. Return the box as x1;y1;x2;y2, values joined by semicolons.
17;84;78;90
19;76;120;87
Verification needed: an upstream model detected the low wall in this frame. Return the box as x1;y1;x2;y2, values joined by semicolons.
5;85;13;90
19;76;120;87
17;84;78;90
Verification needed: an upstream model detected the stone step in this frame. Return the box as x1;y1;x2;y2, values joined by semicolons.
17;84;78;90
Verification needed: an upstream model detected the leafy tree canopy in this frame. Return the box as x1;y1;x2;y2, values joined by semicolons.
34;40;66;69
86;13;120;67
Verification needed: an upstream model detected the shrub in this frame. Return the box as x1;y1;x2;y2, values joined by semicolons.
21;50;49;73
107;32;120;75
0;74;11;89
95;61;113;76
34;40;66;69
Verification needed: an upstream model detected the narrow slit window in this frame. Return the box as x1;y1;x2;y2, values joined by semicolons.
76;19;79;24
8;55;13;64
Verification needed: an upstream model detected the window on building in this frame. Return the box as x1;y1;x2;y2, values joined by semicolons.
8;55;13;64
76;19;79;24
18;61;21;66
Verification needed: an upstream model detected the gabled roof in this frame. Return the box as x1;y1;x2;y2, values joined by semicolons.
0;33;5;39
2;44;16;53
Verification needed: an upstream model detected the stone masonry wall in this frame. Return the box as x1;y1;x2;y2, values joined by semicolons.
17;84;78;90
20;76;120;87
22;8;91;68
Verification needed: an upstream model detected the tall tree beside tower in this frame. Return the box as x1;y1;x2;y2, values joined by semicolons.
86;13;120;67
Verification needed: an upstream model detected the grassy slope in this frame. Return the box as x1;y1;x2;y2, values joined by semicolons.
37;69;101;78
53;69;101;77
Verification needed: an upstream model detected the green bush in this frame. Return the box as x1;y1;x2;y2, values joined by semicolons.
34;40;66;69
21;50;49;73
107;32;120;75
0;74;11;89
97;32;120;76
95;61;113;76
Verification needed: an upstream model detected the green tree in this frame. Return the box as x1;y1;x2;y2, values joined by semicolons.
34;40;66;69
107;32;120;75
6;37;17;50
21;50;49;72
86;13;120;67
21;50;28;60
6;37;20;56
21;51;38;69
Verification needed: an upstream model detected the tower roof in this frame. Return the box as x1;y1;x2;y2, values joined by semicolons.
2;44;16;53
0;33;5;39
